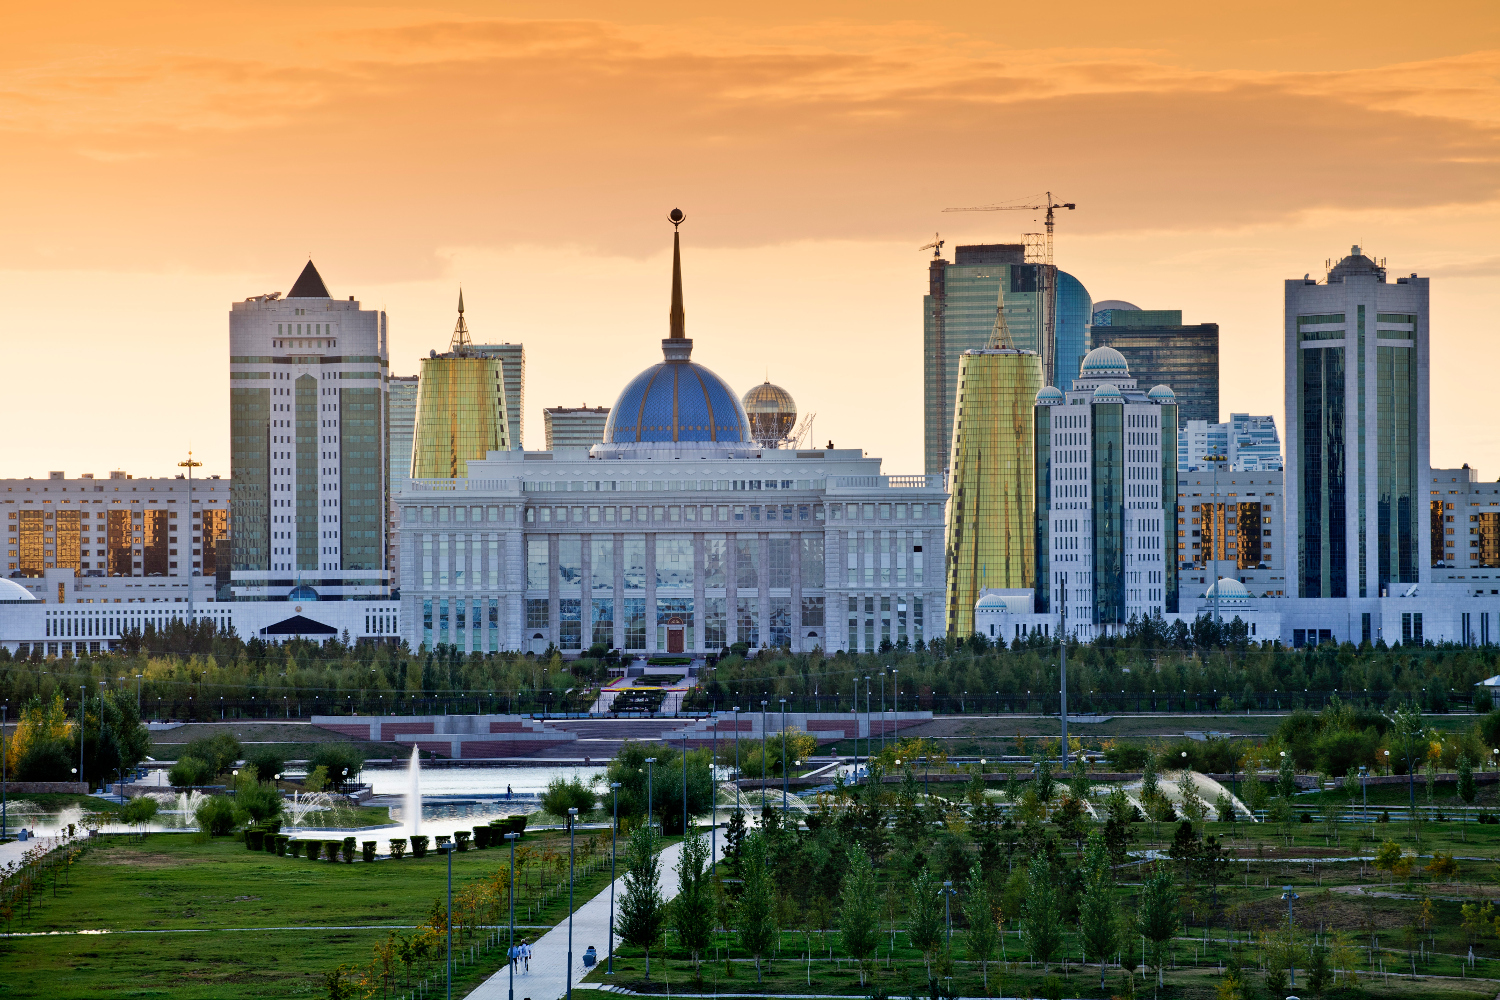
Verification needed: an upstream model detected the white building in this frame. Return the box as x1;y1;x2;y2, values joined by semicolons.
1175;468;1289;598
229;261;391;601
393;221;947;656
1178;413;1283;472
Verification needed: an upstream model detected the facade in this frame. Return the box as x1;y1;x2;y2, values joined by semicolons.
469;343;525;450
4;472;227;604
410;297;509;478
395;219;947;656
1428;466;1500;578
1178;414;1283;471
229;261;391;602
543;406;610;450
1175;468;1288;597
388;375;419;595
1033;347;1179;638
1284;247;1429;599
944;347;1043;635
922;244;1091;476
1089;308;1219;427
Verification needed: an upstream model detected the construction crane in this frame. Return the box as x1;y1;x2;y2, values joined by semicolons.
918;233;945;258
942;192;1074;264
939;192;1075;387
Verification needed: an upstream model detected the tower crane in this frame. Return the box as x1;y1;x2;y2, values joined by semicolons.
941;192;1074;264
939;191;1076;386
918;233;945;258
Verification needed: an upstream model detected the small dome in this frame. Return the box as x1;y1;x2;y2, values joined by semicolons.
1080;346;1129;376
1147;384;1176;401
0;578;38;601
742;381;797;448
1204;578;1250;600
1035;386;1064;405
1092;382;1123;401
976;594;1010;609
1092;299;1140;313
288;584;320;602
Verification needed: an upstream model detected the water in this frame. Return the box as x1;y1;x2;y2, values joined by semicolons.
364;763;605;798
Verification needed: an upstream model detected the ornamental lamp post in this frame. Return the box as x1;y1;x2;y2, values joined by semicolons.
780;697;789;819
608;782;621;974
567;807;579;1000
506;831;519;1000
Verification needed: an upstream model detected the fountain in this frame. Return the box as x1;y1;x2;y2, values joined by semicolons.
405;746;422;835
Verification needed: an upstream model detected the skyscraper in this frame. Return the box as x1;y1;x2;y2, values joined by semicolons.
1178;414;1283;471
1284;247;1429;599
1089;307;1219;427
943;344;1044;637
387;374;419;595
543;405;610;450
229;261;390;601
468;343;525;450
923;245;1091;477
410;293;509;479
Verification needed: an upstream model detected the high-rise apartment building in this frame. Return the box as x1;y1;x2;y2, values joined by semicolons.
1284;247;1429;599
469;343;525;450
1033;347;1179;633
1089;307;1219;427
387;374;419;597
544;406;610;450
1178;414;1283;471
410;296;509;478
229;261;391;601
1174;467;1287;597
922;245;1091;477
944;346;1043;636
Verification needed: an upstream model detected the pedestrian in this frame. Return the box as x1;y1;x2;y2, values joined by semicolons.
507;783;513;800
520;938;532;972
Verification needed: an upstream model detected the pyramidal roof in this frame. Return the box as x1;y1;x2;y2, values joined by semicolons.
287;260;331;298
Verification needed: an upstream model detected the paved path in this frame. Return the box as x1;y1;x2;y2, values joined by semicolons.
467;833;724;1000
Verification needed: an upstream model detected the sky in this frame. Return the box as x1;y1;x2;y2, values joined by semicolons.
1;1;1498;479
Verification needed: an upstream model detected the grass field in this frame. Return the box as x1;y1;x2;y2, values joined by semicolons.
0;828;620;999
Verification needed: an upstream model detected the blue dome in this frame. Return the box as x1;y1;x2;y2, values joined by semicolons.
1092;382;1123;400
1080;346;1129;376
288;584;319;602
1147;384;1176;401
1035;386;1064;405
605;360;750;444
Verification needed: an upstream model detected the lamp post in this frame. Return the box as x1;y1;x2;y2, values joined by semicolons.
1059;570;1069;766
442;841;455;1000
78;685;85;789
1;705;7;841
711;707;718;871
942;881;957;944
1281;886;1299;987
880;670;887;753
864;676;872;770
505;831;519;1000
135;674;142;716
567;806;579;1000
733;706;741;812
646;758;656;830
1359;765;1369;823
760;700;769;805
780;697;789;819
608;782;621;974
178;451;201;625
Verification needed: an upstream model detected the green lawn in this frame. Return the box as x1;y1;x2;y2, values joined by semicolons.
0;829;620;999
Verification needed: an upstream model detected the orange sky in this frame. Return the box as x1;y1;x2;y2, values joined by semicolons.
2;1;1498;478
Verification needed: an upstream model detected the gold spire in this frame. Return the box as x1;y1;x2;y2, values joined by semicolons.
450;287;471;354
987;286;1012;349
668;208;686;339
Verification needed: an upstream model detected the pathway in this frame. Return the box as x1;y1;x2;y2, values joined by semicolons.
466;832;724;1000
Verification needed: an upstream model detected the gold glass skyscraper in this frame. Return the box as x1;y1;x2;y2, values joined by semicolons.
410;293;510;479
944;346;1044;636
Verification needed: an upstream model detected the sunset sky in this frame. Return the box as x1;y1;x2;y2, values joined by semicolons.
3;1;1498;479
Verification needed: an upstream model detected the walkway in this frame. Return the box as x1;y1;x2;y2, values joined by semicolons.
467;832;723;1000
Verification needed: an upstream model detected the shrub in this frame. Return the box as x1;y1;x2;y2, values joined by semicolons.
455;830;471;852
246;829;266;851
195;795;236;836
182;733;243;776
362;841;377;863
308;744;365;790
1102;744;1150;771
169;756;215;789
342;837;356;863
1378;810;1390;823
326;841;343;863
244;748;289;782
275;835;289;856
263;830;279;852
389;838;408;859
542;775;597;818
1300;812;1313;824
435;835;452;852
306;840;322;861
473;826;490;849
411;836;429;858
121;796;159;834
290;839;303;858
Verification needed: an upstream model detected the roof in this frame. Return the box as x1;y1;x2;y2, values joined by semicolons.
1147;384;1176;400
1080;346;1129;376
605;361;749;444
1092;382;1123;400
1035;386;1064;405
287;261;331;298
1204;578;1250;600
0;578;37;602
259;614;337;636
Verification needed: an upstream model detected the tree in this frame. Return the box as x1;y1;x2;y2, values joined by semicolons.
673;833;714;974
1078;833;1119;990
962;864;999;992
194;794;236;836
839;848;881;984
542;775;597;825
1306;944;1333;996
1137;869;1178;991
908;868;945;978
736;832;779;983
1458;754;1477;841
606;739;716;834
1033;757;1056;805
616;822;666;979
1020;855;1063;972
1277;751;1297;799
122;795;158;836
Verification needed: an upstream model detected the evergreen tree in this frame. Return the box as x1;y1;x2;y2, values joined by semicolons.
838;848;881;984
1137;869;1179;990
736;832;779;983
1458;754;1477;841
1277;751;1298;799
672;833;714;974
962;864;999;991
723;807;747;880
1078;833;1119;990
1020;855;1063;972
616;823;666;980
908;868;945;979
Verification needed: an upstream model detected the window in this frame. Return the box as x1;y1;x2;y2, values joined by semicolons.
769;597;791;648
559;598;582;649
592;599;614;647
768;537;792;588
558;537;582;587
526;538;549;591
623;537;646;589
735;538;759;589
591;537;614;589
656;536;693;588
704;597;727;649
526;598;549;630
801;535;824;588
704;537;727;588
801;595;824;627
736;597;759;647
623;597;646;650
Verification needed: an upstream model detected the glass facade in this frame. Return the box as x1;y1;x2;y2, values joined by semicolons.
944;350;1043;635
1054;270;1092;392
1298;345;1347;598
1091;402;1124;625
1377;343;1419;588
340;385;385;572
1089;323;1218;427
231;386;270;572
410;356;508;479
1159;404;1178;612
1033;404;1052;613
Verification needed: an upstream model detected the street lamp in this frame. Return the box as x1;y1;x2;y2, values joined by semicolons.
733;706;741;812
780;697;789;819
646;758;656;830
506;831;519;1000
441;841;455;1000
1358;765;1369;823
567;807;579;1000
1281;886;1300;987
942;881;957;943
608;782;621;974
